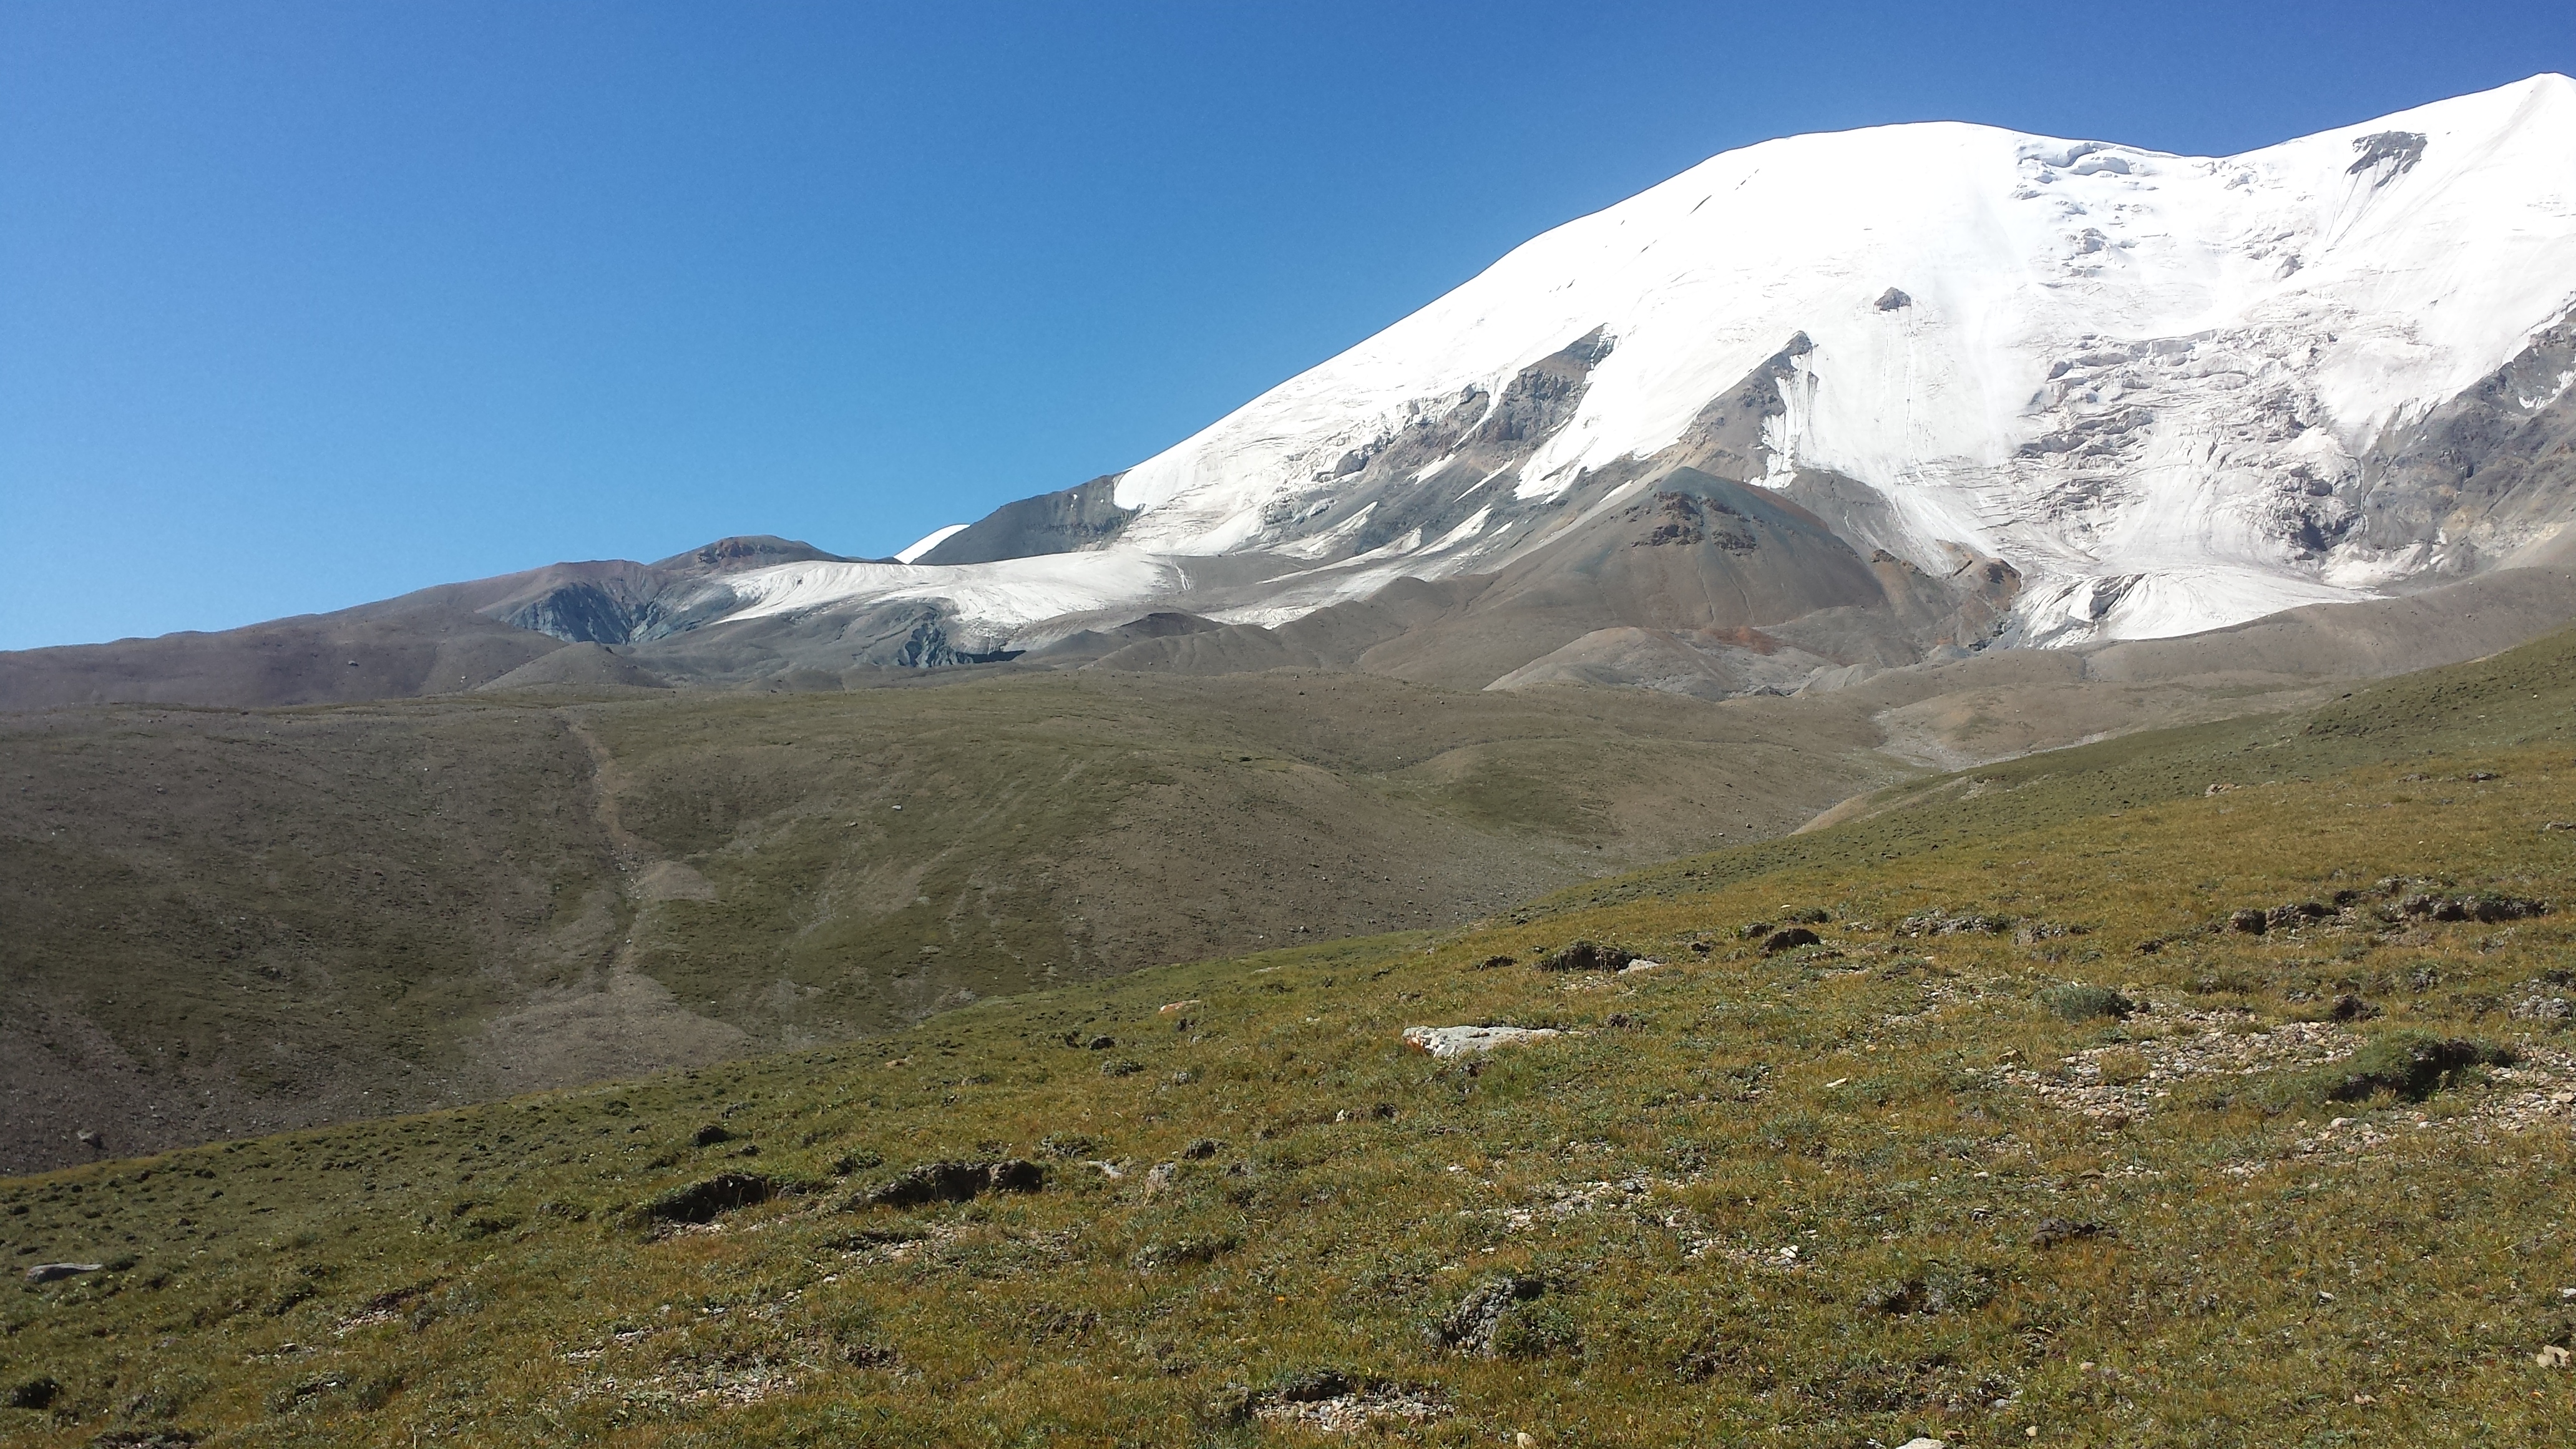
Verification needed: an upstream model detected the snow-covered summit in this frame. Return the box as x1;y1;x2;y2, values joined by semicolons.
718;76;2576;665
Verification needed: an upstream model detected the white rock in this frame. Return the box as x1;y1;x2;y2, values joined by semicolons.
1402;1025;1563;1058
1898;1439;1949;1449
1617;959;1665;975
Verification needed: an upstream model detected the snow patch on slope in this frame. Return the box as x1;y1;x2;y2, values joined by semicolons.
719;551;1183;639
894;524;970;564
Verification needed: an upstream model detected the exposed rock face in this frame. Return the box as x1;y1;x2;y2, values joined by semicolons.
915;476;1138;566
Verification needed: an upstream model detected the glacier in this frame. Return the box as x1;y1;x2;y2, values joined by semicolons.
717;75;2576;658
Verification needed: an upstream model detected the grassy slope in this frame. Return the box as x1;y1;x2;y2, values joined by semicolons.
4;634;2575;1444
2;670;1908;1174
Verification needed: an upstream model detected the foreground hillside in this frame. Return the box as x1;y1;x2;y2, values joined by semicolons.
4;631;2574;1445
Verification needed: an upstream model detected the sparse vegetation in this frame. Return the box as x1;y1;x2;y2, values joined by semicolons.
6;631;2576;1443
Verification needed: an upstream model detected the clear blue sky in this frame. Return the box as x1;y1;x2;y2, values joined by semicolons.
4;1;2570;649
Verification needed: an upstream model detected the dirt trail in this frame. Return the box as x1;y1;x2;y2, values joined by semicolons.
468;716;745;1095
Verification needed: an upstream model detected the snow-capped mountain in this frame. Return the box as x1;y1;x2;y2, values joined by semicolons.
642;74;2576;688
17;77;2575;708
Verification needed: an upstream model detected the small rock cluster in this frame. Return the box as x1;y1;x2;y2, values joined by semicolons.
854;1159;1043;1209
1899;909;2012;937
1989;1005;2360;1126
1252;1375;1445;1434
1535;939;1637;972
1216;1372;1448;1435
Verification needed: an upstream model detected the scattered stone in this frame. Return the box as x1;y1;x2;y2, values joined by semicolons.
1402;1025;1563;1058
1689;940;1713;954
2228;909;2269;935
2542;821;2576;833
1477;954;1516;969
1537;939;1636;972
1085;1035;1116;1051
2205;783;2240;796
640;1172;771;1226
2398;892;2548;922
24;1262;102;1285
690;1123;734;1148
1181;1137;1221;1159
1762;928;1822;954
2031;1217;2109;1249
1213;1372;1448;1435
856;1159;1043;1209
2265;901;2331;930
1037;1134;1098;1159
1428;1274;1569;1357
2466;771;2500;782
2510;990;2574;1022
1996;1006;2361;1125
2537;1345;2570;1369
1617;958;1665;975
76;1128;101;1149
1900;909;2011;937
89;1432;202;1448
1100;1058;1144;1077
1157;1000;1199;1015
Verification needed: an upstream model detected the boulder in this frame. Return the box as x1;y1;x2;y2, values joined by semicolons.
1402;1025;1563;1058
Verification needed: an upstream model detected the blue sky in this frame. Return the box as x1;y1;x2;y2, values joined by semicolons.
4;1;2570;649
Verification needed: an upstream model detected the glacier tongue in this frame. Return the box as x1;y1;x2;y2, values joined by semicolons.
728;76;2576;655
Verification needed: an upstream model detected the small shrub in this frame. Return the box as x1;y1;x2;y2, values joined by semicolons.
1131;1234;1237;1272
2040;983;2134;1022
641;1171;771;1226
1856;1261;1996;1315
1538;940;1636;972
2318;1033;2514;1103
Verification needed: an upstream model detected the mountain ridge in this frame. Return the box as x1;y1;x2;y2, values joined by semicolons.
13;78;2575;715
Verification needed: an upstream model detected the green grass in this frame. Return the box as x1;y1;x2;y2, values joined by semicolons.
0;668;1901;1169
7;633;2576;1444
